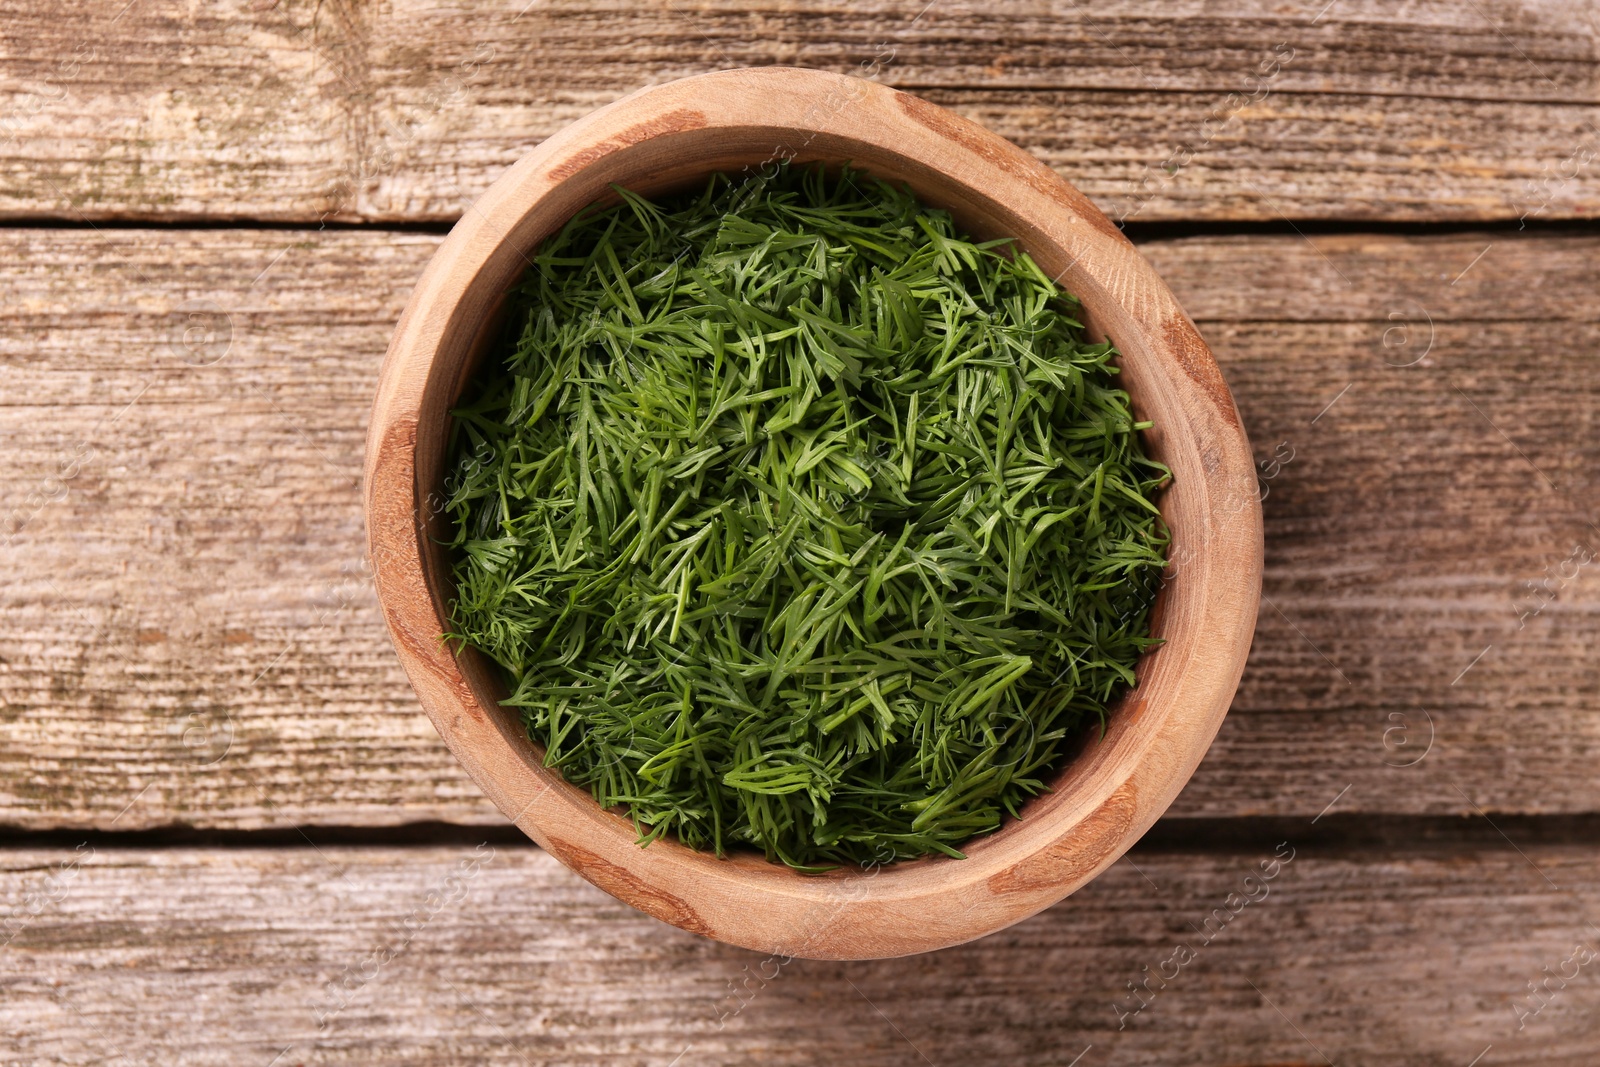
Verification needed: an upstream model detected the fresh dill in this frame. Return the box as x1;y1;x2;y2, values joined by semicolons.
442;163;1169;870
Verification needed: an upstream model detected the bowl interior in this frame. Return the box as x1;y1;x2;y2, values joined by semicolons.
415;137;1178;877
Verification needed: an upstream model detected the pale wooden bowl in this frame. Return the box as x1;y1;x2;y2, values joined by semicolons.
365;67;1262;960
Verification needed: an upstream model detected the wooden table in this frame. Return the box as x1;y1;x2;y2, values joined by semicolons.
2;2;1597;1063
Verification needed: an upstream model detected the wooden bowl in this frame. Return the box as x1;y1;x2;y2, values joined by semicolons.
365;67;1262;960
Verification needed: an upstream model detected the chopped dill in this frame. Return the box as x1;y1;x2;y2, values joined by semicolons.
442;163;1169;870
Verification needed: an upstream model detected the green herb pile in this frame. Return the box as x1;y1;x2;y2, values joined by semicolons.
442;163;1169;870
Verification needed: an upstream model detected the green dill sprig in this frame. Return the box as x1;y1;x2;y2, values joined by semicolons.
442;162;1169;870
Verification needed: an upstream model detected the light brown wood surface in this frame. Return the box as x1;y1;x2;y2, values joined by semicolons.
2;227;1594;829
3;842;1599;1064
1;0;1597;223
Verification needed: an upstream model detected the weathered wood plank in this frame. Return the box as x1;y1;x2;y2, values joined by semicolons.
1;843;1597;1064
1;0;1597;223
1147;232;1600;818
0;228;1595;829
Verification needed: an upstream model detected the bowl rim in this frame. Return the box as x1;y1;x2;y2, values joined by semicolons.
364;66;1262;960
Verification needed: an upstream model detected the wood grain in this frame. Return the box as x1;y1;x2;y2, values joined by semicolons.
1;0;1596;223
2;843;1598;1064
1;227;1596;831
2;0;1592;1047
